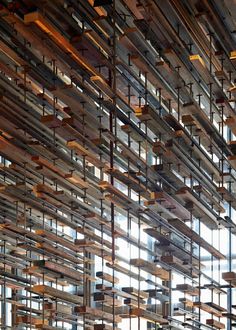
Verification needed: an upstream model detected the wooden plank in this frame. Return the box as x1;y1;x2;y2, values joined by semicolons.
130;258;169;280
93;292;122;306
32;260;92;282
146;290;169;303
41;114;62;129
130;55;172;100
151;191;190;220
227;154;236;172
23;267;69;286
205;302;227;312
74;238;97;247
160;255;199;278
179;298;194;307
121;124;144;142
193;302;222;317
74;306;122;323
96;271;119;284
90;75;114;99
76;227;117;250
35;229;79;253
225;117;236;136
189;54;212;84
222;272;236;281
122;287;149;300
124;298;146;309
144;227;200;265
105;168;148;196
222;272;236;287
36;242;83;264
35;326;65;330
96;285;139;300
24;11;109;81
175;187;219;229
32;156;88;188
99;180;133;205
16;315;47;326
67;140;106;168
168;218;225;259
30;285;83;304
176;284;199;296
222;313;236;320
130;308;168;324
94;325;121;330
193;184;225;213
43;302;72;316
135;105;167;136
106;262;147;282
0;39;26;66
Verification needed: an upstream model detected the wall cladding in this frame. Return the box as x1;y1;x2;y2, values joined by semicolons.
0;0;235;329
